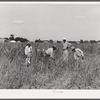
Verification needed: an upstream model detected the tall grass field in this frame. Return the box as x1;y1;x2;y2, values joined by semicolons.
0;42;100;89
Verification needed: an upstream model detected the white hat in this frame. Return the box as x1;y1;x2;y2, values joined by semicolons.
63;38;66;40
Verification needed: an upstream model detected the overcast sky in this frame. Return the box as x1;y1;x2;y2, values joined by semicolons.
0;3;100;41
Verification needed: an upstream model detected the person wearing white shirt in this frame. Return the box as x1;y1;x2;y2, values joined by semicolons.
25;42;32;65
62;38;72;62
45;46;56;59
71;46;84;61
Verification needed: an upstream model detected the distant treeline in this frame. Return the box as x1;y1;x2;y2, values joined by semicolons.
3;34;29;43
79;39;99;43
35;39;100;43
1;34;100;43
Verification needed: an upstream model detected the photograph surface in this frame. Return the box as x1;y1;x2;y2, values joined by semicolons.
0;2;100;90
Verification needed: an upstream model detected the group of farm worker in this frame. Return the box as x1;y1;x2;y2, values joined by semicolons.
24;38;84;65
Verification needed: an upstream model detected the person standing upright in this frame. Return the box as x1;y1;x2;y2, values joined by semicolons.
62;38;72;62
25;42;32;65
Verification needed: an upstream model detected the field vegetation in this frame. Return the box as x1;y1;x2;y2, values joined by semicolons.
0;42;100;89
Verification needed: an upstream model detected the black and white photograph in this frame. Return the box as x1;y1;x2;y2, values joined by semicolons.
0;2;100;92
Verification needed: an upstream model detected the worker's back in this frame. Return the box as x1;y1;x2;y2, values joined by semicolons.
45;48;53;57
75;48;84;57
25;46;32;55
